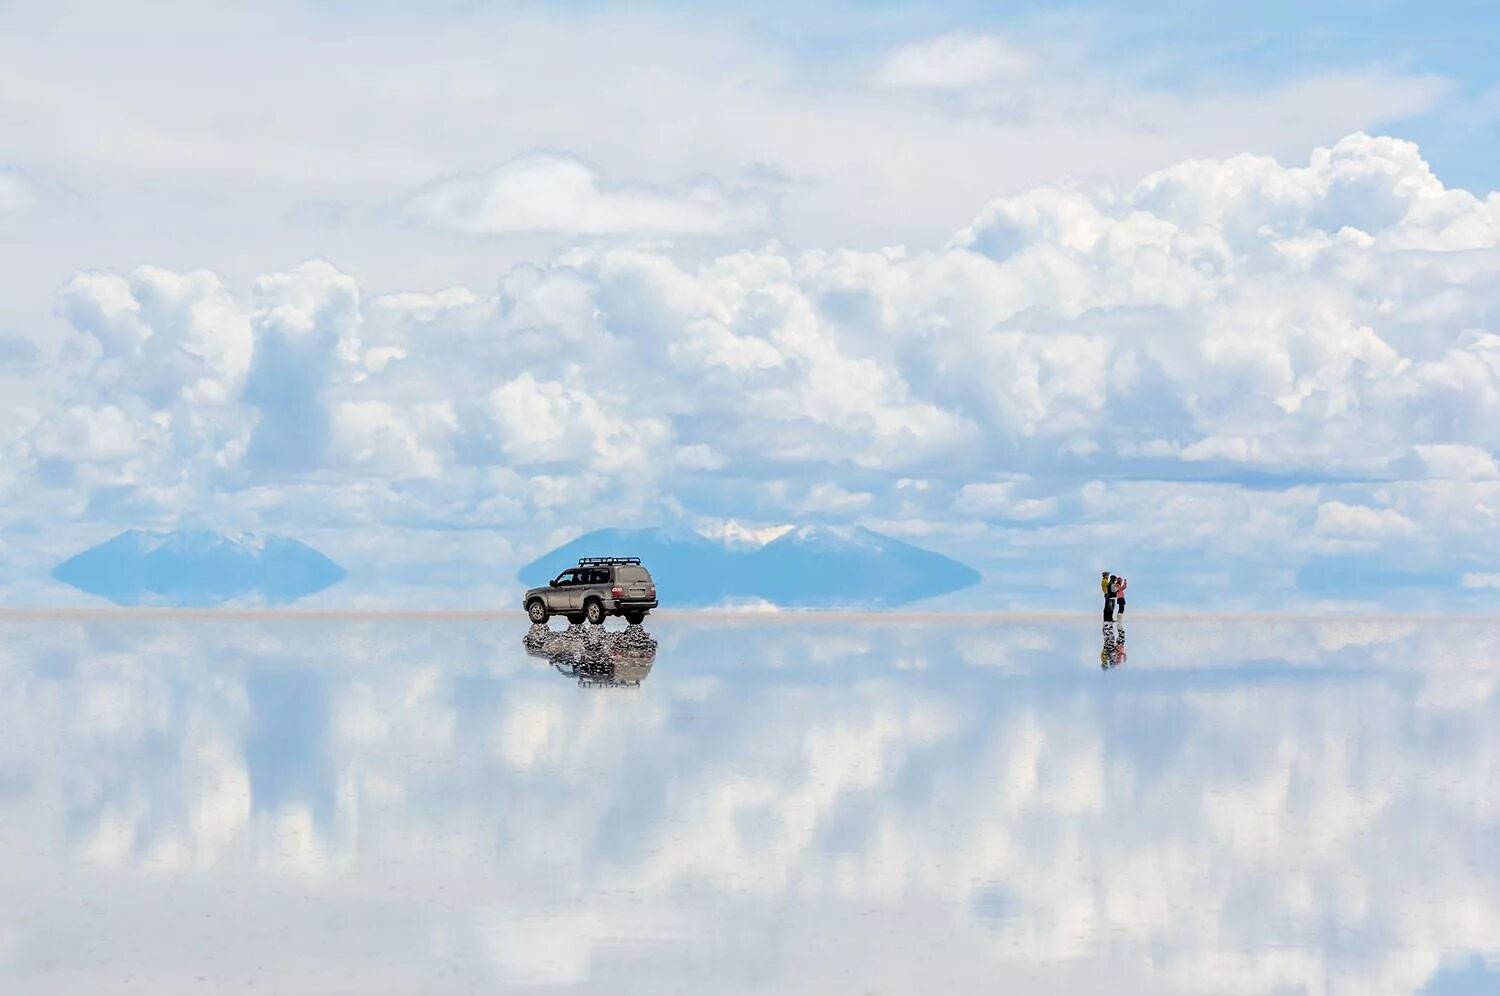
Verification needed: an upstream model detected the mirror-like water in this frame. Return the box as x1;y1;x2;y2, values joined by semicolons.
0;615;1496;994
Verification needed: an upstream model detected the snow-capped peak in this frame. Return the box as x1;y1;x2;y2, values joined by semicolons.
694;519;795;550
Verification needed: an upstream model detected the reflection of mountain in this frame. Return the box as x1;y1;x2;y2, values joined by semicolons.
52;529;346;606
518;525;980;608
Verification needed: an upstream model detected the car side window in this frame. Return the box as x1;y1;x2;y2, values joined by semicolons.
590;569;609;584
555;569;579;586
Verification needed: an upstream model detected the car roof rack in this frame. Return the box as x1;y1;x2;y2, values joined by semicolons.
577;556;641;566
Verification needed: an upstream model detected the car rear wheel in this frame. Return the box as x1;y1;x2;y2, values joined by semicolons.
623;610;646;625
526;599;548;624
584;599;605;626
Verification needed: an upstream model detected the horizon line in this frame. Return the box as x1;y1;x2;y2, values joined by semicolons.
0;607;1495;623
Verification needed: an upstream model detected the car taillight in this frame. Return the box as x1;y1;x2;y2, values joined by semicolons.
648;585;656;598
611;586;623;598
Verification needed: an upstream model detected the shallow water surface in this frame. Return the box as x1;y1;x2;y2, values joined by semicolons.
0;615;1496;994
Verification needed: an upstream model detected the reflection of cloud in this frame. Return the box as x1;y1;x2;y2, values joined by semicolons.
476;906;594;984
1;616;1498;994
494;693;568;769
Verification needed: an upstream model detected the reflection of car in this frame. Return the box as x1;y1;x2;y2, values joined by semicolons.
557;654;654;688
522;624;657;687
523;556;658;626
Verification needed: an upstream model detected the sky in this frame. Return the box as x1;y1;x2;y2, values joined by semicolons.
2;0;1499;609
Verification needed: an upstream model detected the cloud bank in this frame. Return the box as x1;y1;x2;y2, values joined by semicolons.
7;133;1500;605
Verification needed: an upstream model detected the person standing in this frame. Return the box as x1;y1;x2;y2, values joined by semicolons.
1113;574;1128;620
1101;571;1115;621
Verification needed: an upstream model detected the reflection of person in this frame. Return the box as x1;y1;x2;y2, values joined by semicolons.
1101;571;1114;621
1101;621;1127;670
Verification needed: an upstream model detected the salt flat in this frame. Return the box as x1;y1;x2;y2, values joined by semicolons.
0;615;1495;994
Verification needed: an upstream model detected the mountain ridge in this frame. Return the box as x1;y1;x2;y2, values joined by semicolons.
518;525;979;608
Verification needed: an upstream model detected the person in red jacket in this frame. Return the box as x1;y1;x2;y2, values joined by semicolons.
1112;575;1127;619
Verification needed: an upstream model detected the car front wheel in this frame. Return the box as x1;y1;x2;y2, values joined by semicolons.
584;599;606;626
527;599;548;624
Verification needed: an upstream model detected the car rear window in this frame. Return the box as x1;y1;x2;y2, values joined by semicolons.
617;566;650;583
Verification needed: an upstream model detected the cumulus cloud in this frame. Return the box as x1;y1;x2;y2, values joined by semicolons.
1314;501;1418;539
243;260;362;473
17;133;1500;605
57;266;253;406
406;152;773;236
31;404;142;465
1414;443;1500;481
953;481;1056;521
798;481;874;515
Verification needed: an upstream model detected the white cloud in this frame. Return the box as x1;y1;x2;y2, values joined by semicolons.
0;3;1448;293
57;266;254;410
953;482;1055;521
407;152;772;236
675;443;727;471
17;133;1500;606
243;259;363;473
1313;501;1418;539
31;405;141;464
330;400;456;479
799;481;874;514
1415;443;1500;481
0;168;33;215
874;33;1034;90
1460;572;1500;589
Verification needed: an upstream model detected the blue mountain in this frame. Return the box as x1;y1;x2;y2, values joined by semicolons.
518;525;980;608
52;529;347;607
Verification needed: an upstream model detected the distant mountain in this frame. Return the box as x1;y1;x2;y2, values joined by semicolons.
518;525;980;608
52;529;347;607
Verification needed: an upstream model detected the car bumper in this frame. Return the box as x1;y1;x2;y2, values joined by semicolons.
609;599;658;612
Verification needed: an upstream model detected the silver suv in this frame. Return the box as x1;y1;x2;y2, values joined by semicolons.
523;557;658;626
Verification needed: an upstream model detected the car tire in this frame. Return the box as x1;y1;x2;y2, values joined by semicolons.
584;599;605;626
526;599;549;624
623;610;645;625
